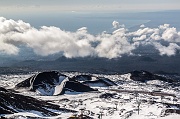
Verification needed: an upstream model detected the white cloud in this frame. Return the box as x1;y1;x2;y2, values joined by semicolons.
140;24;145;28
112;21;125;29
130;27;155;36
150;33;161;41
96;29;135;58
0;17;31;34
133;35;147;41
0;17;180;58
159;24;170;30
153;43;180;56
161;27;180;42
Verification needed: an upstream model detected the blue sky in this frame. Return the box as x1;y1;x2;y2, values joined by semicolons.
0;0;180;13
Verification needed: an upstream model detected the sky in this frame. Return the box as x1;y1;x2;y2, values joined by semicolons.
0;0;180;59
0;0;180;13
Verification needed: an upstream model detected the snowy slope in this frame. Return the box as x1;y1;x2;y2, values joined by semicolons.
0;71;180;119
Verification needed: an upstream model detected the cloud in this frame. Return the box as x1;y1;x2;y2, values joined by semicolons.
0;17;31;34
95;28;136;58
112;21;125;29
0;17;180;58
161;27;180;42
140;24;145;28
0;40;19;55
11;26;95;58
153;43;180;56
130;27;155;36
132;35;147;41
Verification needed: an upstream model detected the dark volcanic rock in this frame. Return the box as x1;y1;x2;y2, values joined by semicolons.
63;81;97;93
130;70;175;83
163;109;180;116
16;71;66;91
83;77;117;87
67;114;94;119
70;75;92;81
15;71;96;95
71;75;117;87
97;77;117;86
0;87;76;116
99;93;118;99
83;80;111;87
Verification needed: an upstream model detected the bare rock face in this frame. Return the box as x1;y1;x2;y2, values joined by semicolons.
99;93;118;99
0;87;77;116
71;75;92;81
130;70;175;83
71;75;117;87
16;71;66;90
164;109;180;115
15;71;96;95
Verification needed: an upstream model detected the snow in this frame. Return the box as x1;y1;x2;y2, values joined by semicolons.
36;84;55;96
157;114;180;119
0;72;180;119
34;75;68;96
53;77;68;95
3;112;42;118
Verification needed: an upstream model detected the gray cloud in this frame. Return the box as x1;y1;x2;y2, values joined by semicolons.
0;17;180;58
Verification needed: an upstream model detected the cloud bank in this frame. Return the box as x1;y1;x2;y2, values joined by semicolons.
0;17;180;59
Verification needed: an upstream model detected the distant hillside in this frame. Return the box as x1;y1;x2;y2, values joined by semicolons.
6;54;180;74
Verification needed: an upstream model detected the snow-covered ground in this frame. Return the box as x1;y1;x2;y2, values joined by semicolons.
0;72;180;119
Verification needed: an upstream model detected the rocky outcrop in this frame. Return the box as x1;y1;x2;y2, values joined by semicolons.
164;109;180;115
0;87;77;116
16;71;66;90
130;70;175;83
71;75;117;87
71;75;92;81
99;93;118;99
64;81;96;93
15;71;96;95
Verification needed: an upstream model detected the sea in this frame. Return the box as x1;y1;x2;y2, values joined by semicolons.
1;10;180;34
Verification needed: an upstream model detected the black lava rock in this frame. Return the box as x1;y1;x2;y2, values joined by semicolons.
0;87;77;116
130;70;174;83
